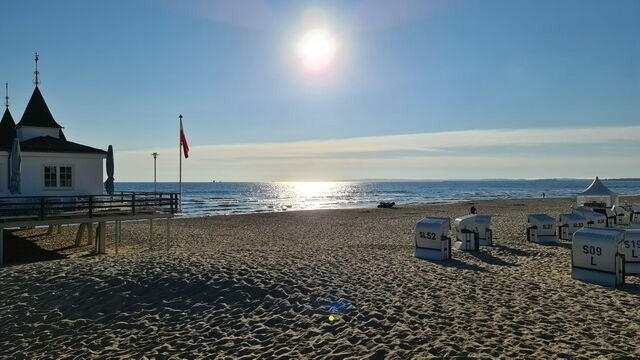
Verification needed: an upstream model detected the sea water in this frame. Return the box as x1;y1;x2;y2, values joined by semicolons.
115;180;640;217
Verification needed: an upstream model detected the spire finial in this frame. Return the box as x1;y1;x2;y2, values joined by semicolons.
34;51;40;86
4;82;8;109
179;114;183;120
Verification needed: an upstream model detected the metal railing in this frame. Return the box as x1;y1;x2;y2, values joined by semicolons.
0;192;180;222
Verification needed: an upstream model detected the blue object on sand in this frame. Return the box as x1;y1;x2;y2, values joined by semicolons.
323;299;350;313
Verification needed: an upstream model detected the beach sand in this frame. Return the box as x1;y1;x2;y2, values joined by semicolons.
1;196;640;358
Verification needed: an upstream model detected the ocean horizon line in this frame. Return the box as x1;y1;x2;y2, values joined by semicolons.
116;177;637;184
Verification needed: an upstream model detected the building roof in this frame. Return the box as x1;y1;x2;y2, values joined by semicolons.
528;214;555;223
579;176;617;196
0;108;16;147
17;136;106;154
560;213;585;221
16;86;63;129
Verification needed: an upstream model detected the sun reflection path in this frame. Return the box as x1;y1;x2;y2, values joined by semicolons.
292;181;336;199
270;181;358;211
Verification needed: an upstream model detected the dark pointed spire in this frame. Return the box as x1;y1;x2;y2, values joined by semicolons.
34;51;40;86
17;53;63;129
17;86;62;128
0;81;15;142
0;107;16;147
0;81;15;146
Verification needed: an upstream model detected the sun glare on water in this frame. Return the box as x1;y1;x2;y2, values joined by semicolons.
293;181;335;198
296;28;337;71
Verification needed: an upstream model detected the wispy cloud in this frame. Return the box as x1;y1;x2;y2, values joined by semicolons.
116;125;640;181
134;125;640;158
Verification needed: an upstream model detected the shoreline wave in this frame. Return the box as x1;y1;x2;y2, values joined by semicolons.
116;180;640;217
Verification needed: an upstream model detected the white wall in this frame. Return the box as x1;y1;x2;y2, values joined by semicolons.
17;126;60;141
8;151;105;197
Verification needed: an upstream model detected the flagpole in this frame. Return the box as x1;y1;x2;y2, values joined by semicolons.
179;114;183;211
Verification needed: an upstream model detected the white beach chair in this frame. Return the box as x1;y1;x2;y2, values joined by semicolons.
571;228;625;288
592;207;616;227
631;203;640;223
612;205;629;227
415;217;451;261
621;229;640;274
572;207;606;228
558;213;586;241
527;214;556;243
475;215;493;246
454;215;479;251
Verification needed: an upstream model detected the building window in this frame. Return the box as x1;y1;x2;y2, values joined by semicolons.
43;165;72;189
44;166;57;188
60;166;72;187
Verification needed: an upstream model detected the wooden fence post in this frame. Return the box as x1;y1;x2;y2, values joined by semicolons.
115;221;121;255
149;219;154;250
97;222;106;254
40;198;45;220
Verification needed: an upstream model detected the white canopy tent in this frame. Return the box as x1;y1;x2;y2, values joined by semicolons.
576;177;618;207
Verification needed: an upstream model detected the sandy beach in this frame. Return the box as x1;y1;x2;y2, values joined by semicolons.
1;196;640;359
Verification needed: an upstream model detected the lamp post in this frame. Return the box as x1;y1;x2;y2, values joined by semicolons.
152;152;159;192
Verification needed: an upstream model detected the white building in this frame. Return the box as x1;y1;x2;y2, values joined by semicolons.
0;83;106;197
576;177;619;208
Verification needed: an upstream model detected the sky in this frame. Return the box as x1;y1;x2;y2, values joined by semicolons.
0;0;638;181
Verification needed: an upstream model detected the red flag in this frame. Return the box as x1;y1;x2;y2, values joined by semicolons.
180;117;189;158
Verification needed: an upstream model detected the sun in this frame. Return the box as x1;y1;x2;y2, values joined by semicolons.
296;28;337;71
